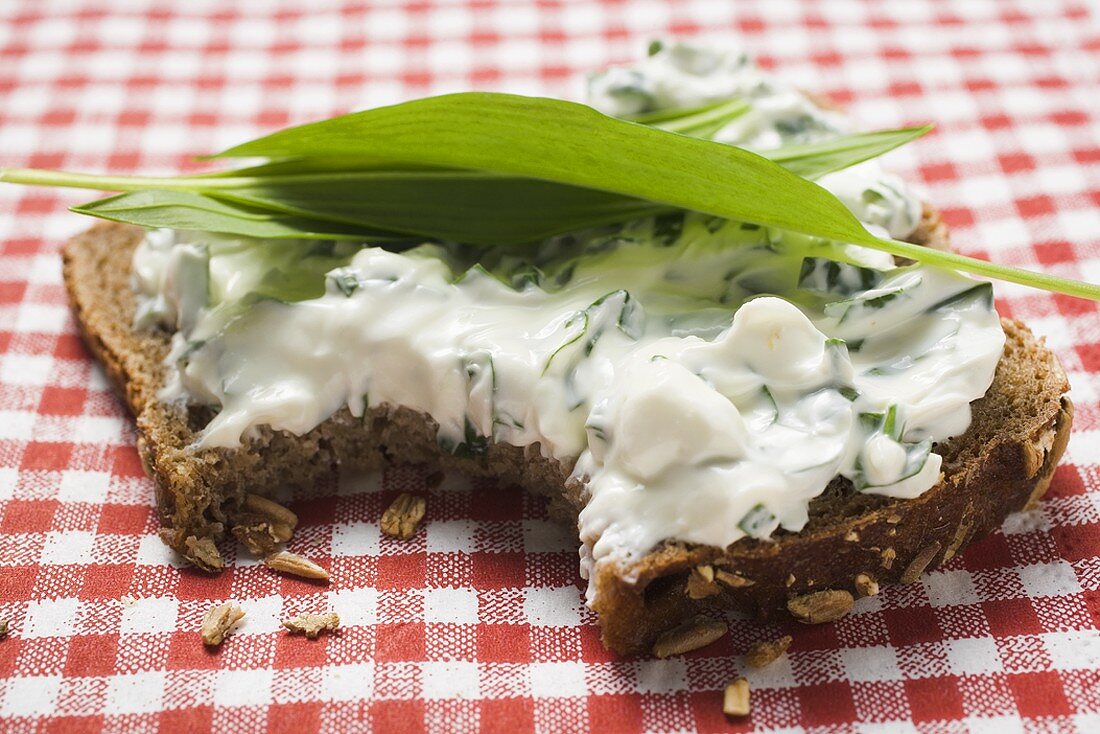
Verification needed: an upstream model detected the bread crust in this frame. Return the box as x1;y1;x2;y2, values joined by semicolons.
62;220;1072;655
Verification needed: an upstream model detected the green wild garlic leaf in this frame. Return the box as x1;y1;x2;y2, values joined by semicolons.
72;190;393;241
0;91;1097;299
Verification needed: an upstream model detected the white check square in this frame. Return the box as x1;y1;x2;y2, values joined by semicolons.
57;470;112;504
0;467;17;501
523;587;582;627
923;569;980;607
634;659;687;694
331;521;381;557
1017;561;1082;598
136;533;182;567
328;587;378;627
23;597;81;638
105;672;167;714
41;530;95;565
71;415;124;444
425;520;476;554
841;645;902;683
1;675;62;717
529;661;587;698
214;669;274;707
1041;630;1100;670
0;413;36;442
944;637;1002;676
120;596;179;635
0;354;54;386
423;587;479;625
967;715;1026;734
14;303;68;334
322;663;375;702
421;661;480;700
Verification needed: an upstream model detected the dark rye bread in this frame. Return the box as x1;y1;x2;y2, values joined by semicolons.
62;218;1072;655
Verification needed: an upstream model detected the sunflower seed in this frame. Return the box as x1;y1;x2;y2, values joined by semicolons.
787;590;853;624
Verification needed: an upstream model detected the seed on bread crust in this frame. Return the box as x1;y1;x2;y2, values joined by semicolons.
880;547;897;569
243;493;299;531
942;520;973;563
263;551;330;581
745;635;792;668
686;565;720;599
232;521;293;556
201;602;244;646
136;436;155;478
381;493;427;539
652;618;727;658
787;589;854;624
723;677;751;717
283;611;340;639
854;573;879;597
901;542;942;584
235;494;299;556
715;569;754;588
1022;433;1049;478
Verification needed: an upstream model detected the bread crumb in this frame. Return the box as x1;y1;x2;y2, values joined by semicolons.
201;602;244;646
844;529;860;542
182;535;223;573
723;676;750;717
381;493;426;540
652;618;727;658
686;565;719;599
854;573;879;597
121;595;137;607
283;612;340;639
0;620;8;639
745;635;792;668
263;551;330;582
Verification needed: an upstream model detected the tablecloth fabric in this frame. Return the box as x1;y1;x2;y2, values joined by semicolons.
0;1;1098;732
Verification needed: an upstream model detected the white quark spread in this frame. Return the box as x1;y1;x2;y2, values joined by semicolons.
587;41;923;239
132;42;1006;602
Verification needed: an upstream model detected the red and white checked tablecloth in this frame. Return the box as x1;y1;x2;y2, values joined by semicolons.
1;0;1099;732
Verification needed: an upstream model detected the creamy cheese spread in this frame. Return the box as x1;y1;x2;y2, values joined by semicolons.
132;42;1005;601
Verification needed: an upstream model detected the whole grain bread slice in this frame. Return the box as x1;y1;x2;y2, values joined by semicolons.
62;218;1072;655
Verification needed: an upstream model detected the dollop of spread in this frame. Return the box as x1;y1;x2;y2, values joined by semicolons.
133;42;1005;602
